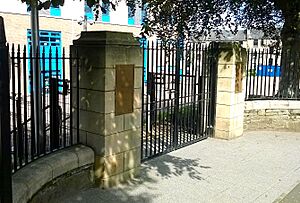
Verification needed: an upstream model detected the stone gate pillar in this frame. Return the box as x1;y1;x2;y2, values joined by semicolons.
214;43;246;139
71;31;142;187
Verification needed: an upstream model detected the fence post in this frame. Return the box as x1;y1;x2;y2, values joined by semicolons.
0;16;12;203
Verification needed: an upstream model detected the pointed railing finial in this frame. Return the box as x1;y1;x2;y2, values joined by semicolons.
0;16;7;46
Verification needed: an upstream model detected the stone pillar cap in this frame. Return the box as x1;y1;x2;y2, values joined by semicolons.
73;31;140;46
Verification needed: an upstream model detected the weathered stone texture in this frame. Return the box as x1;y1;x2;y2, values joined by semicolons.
72;31;142;188
244;101;300;132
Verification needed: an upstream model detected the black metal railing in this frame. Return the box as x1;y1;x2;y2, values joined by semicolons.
9;44;80;173
141;40;218;161
0;16;12;203
245;48;300;100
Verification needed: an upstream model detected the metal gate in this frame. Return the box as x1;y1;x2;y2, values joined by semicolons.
141;40;218;160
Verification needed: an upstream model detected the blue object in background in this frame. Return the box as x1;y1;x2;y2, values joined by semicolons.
128;6;135;25
128;18;135;25
256;65;281;77
50;6;61;16
139;38;148;82
85;4;94;20
27;30;62;92
102;3;110;22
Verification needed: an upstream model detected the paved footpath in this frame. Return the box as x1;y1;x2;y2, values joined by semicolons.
59;131;300;203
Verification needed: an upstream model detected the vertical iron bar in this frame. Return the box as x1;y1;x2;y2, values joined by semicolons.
35;47;40;155
158;41;163;153
23;45;28;164
154;40;158;155
203;45;209;137
183;42;189;142
245;49;250;100
165;42;171;151
42;46;46;154
173;40;181;148
191;43;197;140
141;39;145;159
17;45;24;168
0;17;12;202
255;49;260;96
266;49;271;97
49;47;53;150
249;49;254;99
161;41;166;152
55;47;60;148
11;44;18;170
196;44;202;138
170;42;176;148
273;49;279;97
262;49;266;97
192;44;198;139
187;43;192;142
179;43;185;145
144;40;149;158
149;40;154;156
69;50;73;146
30;45;36;160
62;48;66;147
76;48;80;143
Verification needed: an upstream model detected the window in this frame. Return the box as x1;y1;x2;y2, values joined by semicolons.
253;39;259;46
28;4;61;17
102;3;110;23
128;6;135;25
261;39;264;46
84;3;94;20
50;5;61;16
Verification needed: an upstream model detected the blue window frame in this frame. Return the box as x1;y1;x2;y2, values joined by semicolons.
85;3;94;20
50;5;61;16
27;30;62;91
128;6;135;25
102;3;110;22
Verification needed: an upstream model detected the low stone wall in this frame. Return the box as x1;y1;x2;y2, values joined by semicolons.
12;145;94;203
244;100;300;132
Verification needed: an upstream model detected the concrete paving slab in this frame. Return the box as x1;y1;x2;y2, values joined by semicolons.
58;131;300;203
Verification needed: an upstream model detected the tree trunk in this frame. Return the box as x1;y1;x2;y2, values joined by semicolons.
278;5;300;98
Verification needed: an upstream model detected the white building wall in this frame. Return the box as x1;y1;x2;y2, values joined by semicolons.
60;0;84;20
0;0;28;14
0;0;141;25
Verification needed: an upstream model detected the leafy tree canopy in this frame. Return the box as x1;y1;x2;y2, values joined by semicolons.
23;1;299;44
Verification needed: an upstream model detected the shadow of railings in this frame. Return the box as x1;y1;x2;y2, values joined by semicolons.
55;154;211;203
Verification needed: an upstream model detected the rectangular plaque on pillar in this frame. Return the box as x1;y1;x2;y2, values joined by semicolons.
235;62;243;93
115;64;134;115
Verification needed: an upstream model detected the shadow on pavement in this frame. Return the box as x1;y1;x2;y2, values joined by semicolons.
57;154;211;203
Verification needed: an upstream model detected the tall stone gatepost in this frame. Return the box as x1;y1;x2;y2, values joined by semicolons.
71;31;142;187
214;43;246;140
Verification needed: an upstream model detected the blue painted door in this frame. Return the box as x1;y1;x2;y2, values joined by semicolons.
27;30;62;91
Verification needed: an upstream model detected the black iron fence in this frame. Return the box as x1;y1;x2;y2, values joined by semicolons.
9;44;80;173
141;40;218;160
245;48;300;100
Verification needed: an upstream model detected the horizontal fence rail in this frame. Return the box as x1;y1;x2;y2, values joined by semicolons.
245;48;300;100
9;44;80;173
141;40;218;161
